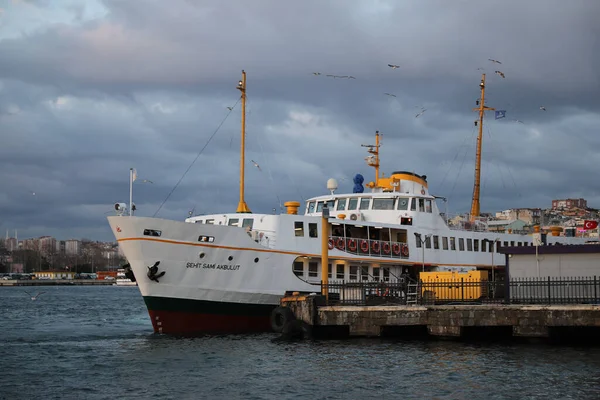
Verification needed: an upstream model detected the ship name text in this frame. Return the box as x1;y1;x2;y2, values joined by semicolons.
186;262;241;271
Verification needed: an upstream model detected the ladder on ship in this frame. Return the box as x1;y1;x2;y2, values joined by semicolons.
406;282;419;305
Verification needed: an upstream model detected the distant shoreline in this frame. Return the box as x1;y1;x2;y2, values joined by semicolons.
0;279;124;287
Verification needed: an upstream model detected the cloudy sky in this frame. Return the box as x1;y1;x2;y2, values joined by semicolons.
0;0;599;241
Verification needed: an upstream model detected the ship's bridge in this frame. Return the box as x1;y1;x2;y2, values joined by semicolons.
304;171;446;228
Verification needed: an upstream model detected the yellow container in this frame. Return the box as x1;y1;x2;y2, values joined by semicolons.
419;270;489;301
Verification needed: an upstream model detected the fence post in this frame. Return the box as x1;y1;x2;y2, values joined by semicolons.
595;276;598;304
547;276;551;305
461;278;464;301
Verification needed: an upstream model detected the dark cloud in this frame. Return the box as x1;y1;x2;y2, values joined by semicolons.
0;0;599;240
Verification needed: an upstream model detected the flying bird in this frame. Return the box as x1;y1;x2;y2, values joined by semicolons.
488;59;502;64
140;179;153;184
512;119;524;124
477;67;484;71
24;290;45;301
311;72;321;76
347;76;356;79
226;106;233;111
415;109;427;118
384;93;396;97
251;160;262;171
388;64;400;69
494;70;505;78
540;106;546;111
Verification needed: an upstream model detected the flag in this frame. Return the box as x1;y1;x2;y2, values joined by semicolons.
132;168;137;182
495;110;506;120
583;220;598;230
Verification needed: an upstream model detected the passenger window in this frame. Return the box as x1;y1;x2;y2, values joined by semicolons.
349;266;358;281
242;219;253;229
308;202;315;213
143;229;162;237
459;238;465;251
442;237;448;250
372;267;380;280
348;198;358;210
308;262;318;277
467;239;473;251
418;199;425;212
228;218;239;226
397;198;409;210
359;198;370;210
195;220;203;224
309;223;318;238
361;266;368;281
336;264;345;279
450;237;456;250
433;236;439;249
415;233;422;248
474;239;479;251
410;198;416;211
293;262;304;277
294;221;304;237
372;198;395;210
425;199;432;213
206;219;214;225
425;236;431;249
336;198;347;211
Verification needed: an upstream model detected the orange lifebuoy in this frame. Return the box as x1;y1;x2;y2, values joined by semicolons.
401;244;409;257
328;238;334;250
382;242;391;254
336;238;345;250
347;239;357;252
371;240;380;253
360;240;369;253
377;287;390;296
392;243;401;256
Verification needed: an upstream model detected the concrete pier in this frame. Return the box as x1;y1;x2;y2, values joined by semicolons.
280;295;600;341
0;279;117;286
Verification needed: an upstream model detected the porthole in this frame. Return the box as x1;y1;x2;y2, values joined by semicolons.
254;257;259;263
199;252;205;259
228;256;233;261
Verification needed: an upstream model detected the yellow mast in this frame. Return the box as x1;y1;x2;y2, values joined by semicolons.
470;74;495;222
236;70;251;213
362;131;381;187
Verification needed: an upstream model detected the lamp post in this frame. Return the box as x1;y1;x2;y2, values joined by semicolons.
414;233;432;272
321;206;330;301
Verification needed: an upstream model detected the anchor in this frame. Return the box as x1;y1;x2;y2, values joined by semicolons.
147;261;166;283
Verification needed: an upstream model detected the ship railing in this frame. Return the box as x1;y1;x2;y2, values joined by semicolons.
321;276;600;306
329;236;409;259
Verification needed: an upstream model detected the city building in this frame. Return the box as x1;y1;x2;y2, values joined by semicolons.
552;198;587;210
38;236;56;256
495;208;541;224
487;219;528;234
65;239;82;256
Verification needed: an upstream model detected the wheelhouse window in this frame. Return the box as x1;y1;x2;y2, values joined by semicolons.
308;223;318;238
143;229;162;237
326;200;335;210
372;198;395;210
347;198;358;211
294;222;304;237
228;218;239;226
425;199;432;213
418;199;425;212
359;198;370;210
397;198;409;210
316;202;324;212
242;219;254;229
410;198;416;211
336;198;347;211
308;202;315;214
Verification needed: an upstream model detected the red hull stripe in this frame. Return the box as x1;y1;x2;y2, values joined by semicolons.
143;296;276;335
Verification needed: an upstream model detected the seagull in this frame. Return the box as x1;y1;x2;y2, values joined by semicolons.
512;119;524;124
24;290;45;301
347;76;356;79
226;106;233;111
415;109;427;118
384;93;396;97
140;179;153;184
488;59;502;64
477;67;484;71
388;64;400;69
311;72;321;76
250;160;262;171
540;106;546;111
494;70;505;78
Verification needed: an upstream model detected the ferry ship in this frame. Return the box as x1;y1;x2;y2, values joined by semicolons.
108;71;587;335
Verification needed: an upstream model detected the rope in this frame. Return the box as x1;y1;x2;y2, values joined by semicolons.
153;97;241;217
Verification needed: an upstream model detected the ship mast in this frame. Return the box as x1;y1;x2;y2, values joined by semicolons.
236;70;251;213
361;131;381;187
470;74;495;222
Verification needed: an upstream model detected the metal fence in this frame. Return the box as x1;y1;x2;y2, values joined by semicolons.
321;276;600;306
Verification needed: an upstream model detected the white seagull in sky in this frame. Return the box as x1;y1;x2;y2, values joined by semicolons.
387;64;400;69
384;93;396;97
488;58;502;64
24;291;45;301
415;109;427;118
540;106;546;111
494;70;505;78
251;160;262;171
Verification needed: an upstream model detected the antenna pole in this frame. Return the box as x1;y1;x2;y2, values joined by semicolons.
236;70;251;213
129;168;133;216
362;131;381;188
470;74;495;222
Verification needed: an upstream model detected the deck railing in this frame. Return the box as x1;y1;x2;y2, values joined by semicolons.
321;276;600;306
329;236;409;259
